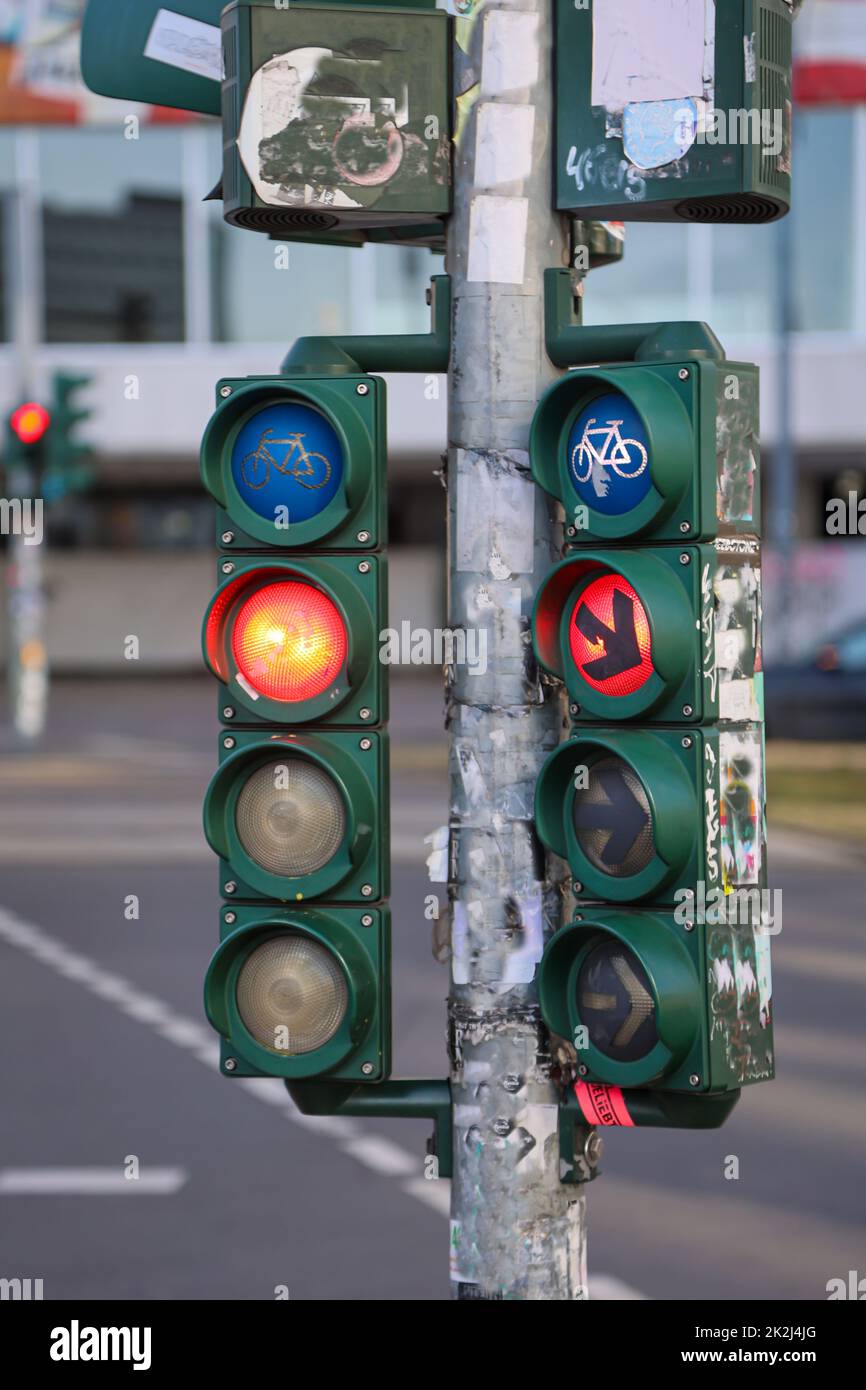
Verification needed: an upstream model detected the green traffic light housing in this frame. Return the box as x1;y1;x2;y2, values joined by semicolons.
555;0;792;223
203;553;387;727
205;904;390;1081
539;913;704;1091
535;730;700;904
201;375;386;551
204;729;389;903
530;360;761;545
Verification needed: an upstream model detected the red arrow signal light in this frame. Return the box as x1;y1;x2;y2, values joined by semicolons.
568;573;653;697
10;402;51;446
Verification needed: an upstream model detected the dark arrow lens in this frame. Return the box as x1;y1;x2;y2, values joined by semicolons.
577;939;658;1062
572;756;654;878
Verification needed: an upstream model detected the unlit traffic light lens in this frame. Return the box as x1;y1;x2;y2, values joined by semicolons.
236;935;348;1055
568;572;653;697
577;939;657;1062
235;759;346;877
573;756;654;878
232;580;347;702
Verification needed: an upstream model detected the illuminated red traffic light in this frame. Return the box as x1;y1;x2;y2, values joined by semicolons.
568;573;653;697
231;580;348;703
10;402;51;445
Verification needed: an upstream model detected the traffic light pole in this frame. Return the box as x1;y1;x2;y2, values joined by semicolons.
445;1;587;1299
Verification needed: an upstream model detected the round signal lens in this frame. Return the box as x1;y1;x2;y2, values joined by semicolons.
11;402;51;445
567;392;652;516
568;572;653;697
236;935;348;1056
572;756;654;879
577;939;658;1062
232;580;347;703
235;759;346;877
231;402;343;524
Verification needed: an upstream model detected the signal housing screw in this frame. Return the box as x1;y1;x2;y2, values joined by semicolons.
221;531;235;545
359;707;372;721
361;884;373;898
358;561;371;574
679;552;690;565
678;369;689;381
359;738;372;750
679;521;690;533
224;881;237;896
361;914;374;927
689;1074;701;1087
361;1062;375;1075
357;531;371;544
682;704;694;717
356;383;369;396
225;1057;237;1071
224;912;237;925
681;736;693;748
221;561;235;575
220;385;232;398
223;707;235;720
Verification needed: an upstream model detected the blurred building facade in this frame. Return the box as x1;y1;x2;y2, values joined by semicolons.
0;110;864;669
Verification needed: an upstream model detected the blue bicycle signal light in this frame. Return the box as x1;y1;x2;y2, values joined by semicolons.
232;402;343;524
568;393;651;516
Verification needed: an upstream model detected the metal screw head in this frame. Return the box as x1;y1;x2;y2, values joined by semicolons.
681;735;693;748
679;552;690;565
360;914;374;928
584;1130;604;1167
220;385;232;398
224;1057;237;1071
356;383;369;396
221;560;235;575
678;368;689;381
573;881;583;894
223;706;235;720
679;521;690;534
689;1074;701;1087
224;911;237;925
578;1064;589;1077
358;560;371;574
223;736;236;750
361;1062;375;1076
359;707;372;721
361;884;373;898
569;703;580;716
566;526;576;537
221;531;235;545
224;881;237;895
682;704;694;717
359;737;372;751
684;920;695;932
356;531;371;544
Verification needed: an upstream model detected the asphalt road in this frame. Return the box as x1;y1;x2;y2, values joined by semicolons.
0;676;863;1301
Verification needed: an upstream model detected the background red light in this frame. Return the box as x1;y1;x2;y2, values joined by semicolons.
10;402;51;445
231;580;347;703
568;572;654;697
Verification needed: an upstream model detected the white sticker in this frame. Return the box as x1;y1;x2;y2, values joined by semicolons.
424;825;450;884
467;195;528;285
480;11;540;95
475;103;535;187
592;0;715;111
144;9;223;83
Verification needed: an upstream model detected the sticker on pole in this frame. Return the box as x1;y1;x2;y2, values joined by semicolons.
568;573;653;696
567;393;651;516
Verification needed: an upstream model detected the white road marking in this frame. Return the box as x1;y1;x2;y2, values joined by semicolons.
0;1169;187;1195
0;903;646;1299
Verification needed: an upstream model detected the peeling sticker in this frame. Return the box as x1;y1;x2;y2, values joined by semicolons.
622;96;698;169
500;891;545;985
144;9;223;82
591;0;715;112
455;449;535;574
425;824;450;883
480;10;540;95
744;32;757;84
475;103;535;187
467;194;528;285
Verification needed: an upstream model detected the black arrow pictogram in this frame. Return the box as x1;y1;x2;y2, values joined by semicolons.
573;764;650;867
574;586;641;682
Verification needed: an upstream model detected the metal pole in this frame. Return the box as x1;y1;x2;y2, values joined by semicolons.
446;0;587;1300
6;130;48;742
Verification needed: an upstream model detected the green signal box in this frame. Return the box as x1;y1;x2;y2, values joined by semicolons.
539;906;773;1095
555;0;792;223
205;903;391;1082
201;374;386;552
532;542;763;725
203;552;388;728
535;722;768;911
205;728;390;903
531;359;760;545
221;1;451;236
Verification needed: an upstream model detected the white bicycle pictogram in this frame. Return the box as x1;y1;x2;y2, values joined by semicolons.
571;418;648;498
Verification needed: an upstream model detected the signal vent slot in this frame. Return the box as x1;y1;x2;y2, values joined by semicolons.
674;193;785;223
